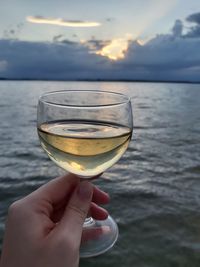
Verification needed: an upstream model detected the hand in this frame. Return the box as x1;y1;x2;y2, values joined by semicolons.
0;174;109;267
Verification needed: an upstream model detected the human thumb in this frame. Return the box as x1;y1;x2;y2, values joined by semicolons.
57;181;93;244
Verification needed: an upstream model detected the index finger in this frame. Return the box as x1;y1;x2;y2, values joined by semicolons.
92;186;110;205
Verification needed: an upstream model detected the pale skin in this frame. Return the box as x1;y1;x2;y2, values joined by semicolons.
0;174;110;267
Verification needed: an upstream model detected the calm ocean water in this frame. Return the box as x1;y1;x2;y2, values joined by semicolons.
0;81;200;266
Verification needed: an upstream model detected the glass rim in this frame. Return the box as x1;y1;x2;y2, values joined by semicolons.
39;90;131;108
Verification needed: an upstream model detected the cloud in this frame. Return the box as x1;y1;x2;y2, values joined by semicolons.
26;16;101;27
0;39;109;80
1;12;200;82
185;26;200;38
83;34;132;60
106;18;115;22
186;12;200;25
116;36;200;81
52;34;63;42
172;19;183;37
3;23;24;39
96;38;130;60
82;39;110;51
185;12;200;38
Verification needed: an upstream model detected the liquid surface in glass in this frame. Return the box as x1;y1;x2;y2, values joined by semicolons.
38;120;132;177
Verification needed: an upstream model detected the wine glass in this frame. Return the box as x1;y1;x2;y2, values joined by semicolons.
37;90;133;257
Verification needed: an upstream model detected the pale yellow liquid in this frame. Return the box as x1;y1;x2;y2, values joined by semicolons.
38;120;132;177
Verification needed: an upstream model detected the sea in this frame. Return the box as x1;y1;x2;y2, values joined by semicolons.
0;81;200;267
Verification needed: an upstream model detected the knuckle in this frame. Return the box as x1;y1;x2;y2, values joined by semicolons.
8;199;30;219
8;200;22;215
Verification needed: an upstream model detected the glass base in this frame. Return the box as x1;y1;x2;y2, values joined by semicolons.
80;215;119;258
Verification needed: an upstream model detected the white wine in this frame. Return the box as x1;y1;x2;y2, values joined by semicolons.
38;120;132;177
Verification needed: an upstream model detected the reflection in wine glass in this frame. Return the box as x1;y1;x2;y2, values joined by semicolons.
37;90;133;257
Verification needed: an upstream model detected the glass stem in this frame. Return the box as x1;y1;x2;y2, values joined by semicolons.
79;177;95;227
84;217;95;227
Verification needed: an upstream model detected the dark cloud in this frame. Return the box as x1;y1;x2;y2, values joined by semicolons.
185;12;200;38
186;12;200;25
61;39;78;45
0;39;109;80
185;26;200;38
106;18;115;22
116;36;200;82
53;34;63;42
85;39;110;50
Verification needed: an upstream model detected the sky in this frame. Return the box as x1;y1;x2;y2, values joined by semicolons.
0;0;200;82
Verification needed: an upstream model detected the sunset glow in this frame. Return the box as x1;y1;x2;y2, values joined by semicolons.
96;38;130;60
27;16;101;27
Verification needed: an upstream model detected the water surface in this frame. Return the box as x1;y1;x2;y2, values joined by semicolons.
0;81;200;267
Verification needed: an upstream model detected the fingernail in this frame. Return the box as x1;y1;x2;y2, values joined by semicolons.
78;181;93;200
